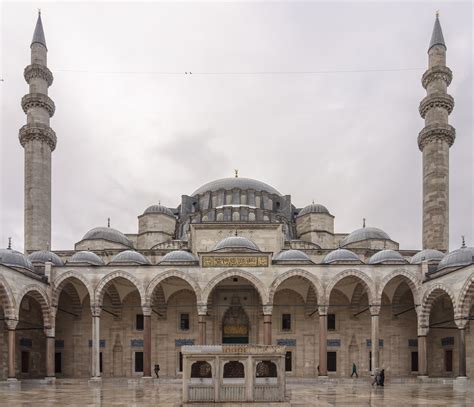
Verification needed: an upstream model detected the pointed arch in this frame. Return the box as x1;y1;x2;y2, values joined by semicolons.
268;269;324;305
325;269;376;305
0;274;16;320
456;272;474;320
378;269;420;305
52;270;94;308
202;269;267;305
95;270;144;306
145;270;202;305
419;283;456;328
16;284;52;328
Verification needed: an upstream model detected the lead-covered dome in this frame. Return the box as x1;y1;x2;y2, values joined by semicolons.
368;249;406;265
214;236;259;251
69;251;105;266
0;249;34;271
110;250;150;265
298;203;330;216
437;247;474;271
274;249;312;263
192;177;281;196
82;227;133;248
29;250;64;266
323;248;362;264
340;227;390;247
143;204;175;217
160;250;198;264
411;249;444;265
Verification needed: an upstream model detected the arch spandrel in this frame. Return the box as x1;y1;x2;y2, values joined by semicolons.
325;269;376;305
94;270;145;306
268;269;324;305
201;269;268;305
16;284;53;328
418;283;456;328
456;272;474;321
145;269;202;305
0;274;16;320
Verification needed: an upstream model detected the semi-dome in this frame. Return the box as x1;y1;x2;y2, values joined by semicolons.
411;249;444;265
160;250;197;263
0;249;34;271
69;251;105;266
322;248;362;264
28;250;63;266
437;247;474;271
192;177;281;196
110;250;150;265
143;204;175;217
298;203;330;216
274;249;312;262
82;227;133;248
214;236;259;252
368;249;406;265
340;227;390;247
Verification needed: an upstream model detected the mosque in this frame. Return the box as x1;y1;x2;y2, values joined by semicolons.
0;12;473;383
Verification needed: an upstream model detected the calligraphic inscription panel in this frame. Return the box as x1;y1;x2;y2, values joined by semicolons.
202;256;268;268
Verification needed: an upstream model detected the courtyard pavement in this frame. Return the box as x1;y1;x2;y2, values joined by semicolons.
0;378;473;406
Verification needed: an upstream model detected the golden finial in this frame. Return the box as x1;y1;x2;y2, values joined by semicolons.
461;235;466;248
7;237;12;250
436;10;440;18
107;218;110;228
38;8;41;16
234;169;239;178
363;218;366;228
158;200;161;205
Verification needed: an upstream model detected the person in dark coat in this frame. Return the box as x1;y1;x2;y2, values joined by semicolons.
379;369;385;386
351;362;358;378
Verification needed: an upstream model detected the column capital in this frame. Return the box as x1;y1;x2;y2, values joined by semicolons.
318;305;328;316
197;304;208;316
418;326;429;337
142;305;152;316
5;319;18;330
369;304;381;316
262;304;273;316
44;327;55;338
91;305;101;317
454;318;468;330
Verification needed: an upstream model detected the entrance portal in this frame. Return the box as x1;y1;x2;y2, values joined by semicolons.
222;296;249;344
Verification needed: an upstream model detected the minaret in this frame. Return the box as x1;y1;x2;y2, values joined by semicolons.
19;11;56;252
418;13;455;253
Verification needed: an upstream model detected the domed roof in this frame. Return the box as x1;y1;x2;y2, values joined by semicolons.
214;236;259;251
323;248;361;264
368;249;406;265
110;250;150;265
143;204;175;217
161;250;197;263
437;247;474;271
298;203;330;216
274;249;312;262
28;250;64;266
82;227;133;248
192;177;281;196
0;249;34;271
411;249;444;265
69;251;105;266
340;227;390;247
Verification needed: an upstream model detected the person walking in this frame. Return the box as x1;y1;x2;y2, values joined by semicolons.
351;362;358;378
371;369;379;386
379;369;385;386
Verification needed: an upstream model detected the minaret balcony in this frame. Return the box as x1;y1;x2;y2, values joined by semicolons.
21;93;55;117
24;64;53;86
418;123;455;150
421;65;452;89
419;93;454;118
19;123;57;151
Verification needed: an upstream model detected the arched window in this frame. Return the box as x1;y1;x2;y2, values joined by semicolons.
223;361;245;378
191;361;212;378
256;361;277;378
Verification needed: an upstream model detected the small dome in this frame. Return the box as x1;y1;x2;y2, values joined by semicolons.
368;249;406;265
161;250;197;263
110;250;150;265
69;251;105;266
340;227;390;247
410;249;444;265
323;248;361;264
0;249;34;271
437;247;474;271
192;177;281;196
214;236;259;252
143;204;175;217
28;251;64;266
274;249;312;262
82;227;133;248
298;203;330;216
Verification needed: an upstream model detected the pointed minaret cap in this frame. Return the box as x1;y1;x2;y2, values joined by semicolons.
31;10;47;50
428;12;446;52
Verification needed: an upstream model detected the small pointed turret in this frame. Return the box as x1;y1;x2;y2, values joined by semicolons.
428;13;446;52
31;11;47;49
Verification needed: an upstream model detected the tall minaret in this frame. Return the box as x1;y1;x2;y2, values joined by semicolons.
19;11;56;252
418;13;455;253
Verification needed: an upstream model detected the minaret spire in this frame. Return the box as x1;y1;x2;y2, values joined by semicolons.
418;13;455;253
19;12;56;252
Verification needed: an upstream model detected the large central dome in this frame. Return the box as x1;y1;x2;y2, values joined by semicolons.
192;177;281;196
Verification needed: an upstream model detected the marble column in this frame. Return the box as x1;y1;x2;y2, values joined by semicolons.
370;305;380;375
6;319;18;381
197;305;208;346
143;306;152;378
45;327;55;379
417;325;429;377
263;306;273;345
91;306;101;380
458;327;467;377
318;306;328;376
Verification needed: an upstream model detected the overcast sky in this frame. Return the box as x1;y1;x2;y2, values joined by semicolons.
1;1;472;253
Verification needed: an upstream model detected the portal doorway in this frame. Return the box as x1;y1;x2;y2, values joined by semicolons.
222;296;249;344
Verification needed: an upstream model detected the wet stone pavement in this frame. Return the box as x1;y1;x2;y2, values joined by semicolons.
0;378;473;406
